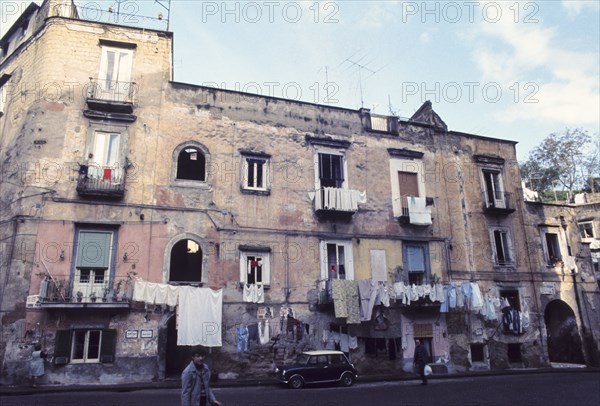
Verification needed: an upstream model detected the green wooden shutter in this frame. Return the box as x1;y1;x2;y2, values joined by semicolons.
100;329;117;363
53;330;72;365
76;231;111;268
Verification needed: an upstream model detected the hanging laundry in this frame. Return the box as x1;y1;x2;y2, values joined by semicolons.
258;320;270;345
102;167;112;181
349;335;358;350
248;324;259;343
331;279;348;318
236;325;249;352
177;286;222;347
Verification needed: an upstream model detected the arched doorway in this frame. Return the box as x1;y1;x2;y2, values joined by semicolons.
544;300;584;364
165;314;192;377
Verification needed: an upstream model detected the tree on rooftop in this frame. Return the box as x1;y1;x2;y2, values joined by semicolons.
520;128;598;197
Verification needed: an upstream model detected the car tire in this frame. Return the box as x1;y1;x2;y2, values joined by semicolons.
340;372;355;387
288;375;304;389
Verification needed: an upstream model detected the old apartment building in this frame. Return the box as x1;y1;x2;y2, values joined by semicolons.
1;1;598;385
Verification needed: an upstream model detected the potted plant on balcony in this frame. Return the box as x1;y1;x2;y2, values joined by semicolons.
89;292;97;303
76;291;83;302
102;287;110;302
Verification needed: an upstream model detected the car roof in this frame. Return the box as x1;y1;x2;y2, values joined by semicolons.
302;350;345;356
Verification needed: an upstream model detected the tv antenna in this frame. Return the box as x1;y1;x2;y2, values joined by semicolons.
155;0;172;30
342;52;384;108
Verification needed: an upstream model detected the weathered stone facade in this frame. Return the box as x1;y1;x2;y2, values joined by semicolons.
1;0;598;386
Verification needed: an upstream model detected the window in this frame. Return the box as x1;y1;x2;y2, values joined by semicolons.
169;239;203;283
0;82;5;115
177;147;206;181
482;169;505;208
73;229;115;300
320;240;354;281
53;329;117;365
544;232;562;265
240;250;271;285
389;157;425;218
489;228;514;265
318;153;345;188
578;222;595;239
507;343;522;363
85;131;122;181
0;74;10;116
242;154;269;191
98;46;133;101
500;289;521;311
471;344;485;362
403;242;430;284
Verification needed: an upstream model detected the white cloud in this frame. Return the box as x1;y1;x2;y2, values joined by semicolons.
561;0;600;17
358;2;398;28
470;2;599;126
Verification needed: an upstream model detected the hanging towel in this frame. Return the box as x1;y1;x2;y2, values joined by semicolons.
177;286;222;347
259;320;270;345
166;284;179;307
102;167;112;181
406;196;432;225
132;279;146;302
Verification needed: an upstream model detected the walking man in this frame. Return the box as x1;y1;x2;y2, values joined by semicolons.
181;346;221;406
413;339;429;385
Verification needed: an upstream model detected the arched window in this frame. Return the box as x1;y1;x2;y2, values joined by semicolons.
169;239;202;282
176;147;205;181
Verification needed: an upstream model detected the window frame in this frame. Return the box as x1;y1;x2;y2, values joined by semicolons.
176;147;206;181
97;45;134;102
70;227;118;300
481;168;506;209
489;227;515;266
540;229;563;266
578;221;595;239
402;242;431;284
313;147;348;190
71;329;103;364
0;82;5;115
241;153;270;192
54;329;117;365
320;240;354;281
239;250;271;286
389;158;425;218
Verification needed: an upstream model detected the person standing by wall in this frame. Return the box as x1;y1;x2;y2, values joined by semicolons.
181;346;221;406
413;339;429;385
29;343;47;387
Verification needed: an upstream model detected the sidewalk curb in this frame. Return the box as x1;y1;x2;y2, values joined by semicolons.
2;367;599;396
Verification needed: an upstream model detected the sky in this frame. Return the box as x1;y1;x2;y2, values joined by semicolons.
2;0;599;160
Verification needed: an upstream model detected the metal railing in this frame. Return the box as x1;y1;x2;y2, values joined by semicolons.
76;165;126;197
87;78;137;103
314;187;363;212
485;192;514;211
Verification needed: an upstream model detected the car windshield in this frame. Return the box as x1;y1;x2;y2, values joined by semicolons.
296;354;311;365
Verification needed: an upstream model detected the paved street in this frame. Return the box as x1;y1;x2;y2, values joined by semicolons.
2;371;599;406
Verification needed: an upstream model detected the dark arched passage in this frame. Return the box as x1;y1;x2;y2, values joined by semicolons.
544;300;584;364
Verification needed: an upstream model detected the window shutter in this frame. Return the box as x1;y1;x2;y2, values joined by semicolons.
76;231;111;268
100;329;117;363
53;330;72;365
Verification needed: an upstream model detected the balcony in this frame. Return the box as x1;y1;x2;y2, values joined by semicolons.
483;191;516;215
76;165;126;198
398;196;433;226
84;77;137;120
313;187;366;220
28;277;131;310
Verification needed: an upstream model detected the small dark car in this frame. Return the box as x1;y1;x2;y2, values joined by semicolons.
275;350;358;389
